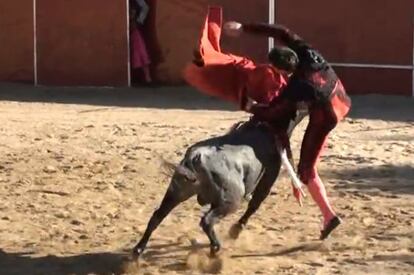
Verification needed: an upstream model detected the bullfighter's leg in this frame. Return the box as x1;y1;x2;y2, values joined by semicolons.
298;108;340;240
229;163;281;239
132;184;195;257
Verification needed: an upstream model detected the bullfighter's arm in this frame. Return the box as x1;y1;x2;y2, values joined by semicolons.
247;98;296;122
241;23;308;53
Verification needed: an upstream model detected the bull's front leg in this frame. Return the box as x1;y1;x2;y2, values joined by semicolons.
229;165;280;240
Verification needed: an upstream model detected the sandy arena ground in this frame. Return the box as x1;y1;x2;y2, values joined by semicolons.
0;84;413;274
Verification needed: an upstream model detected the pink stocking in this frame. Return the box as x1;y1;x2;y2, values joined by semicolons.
305;172;336;228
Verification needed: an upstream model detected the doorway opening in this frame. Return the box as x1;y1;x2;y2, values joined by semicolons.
128;0;163;86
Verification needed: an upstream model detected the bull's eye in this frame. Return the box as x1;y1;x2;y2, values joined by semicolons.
175;171;196;183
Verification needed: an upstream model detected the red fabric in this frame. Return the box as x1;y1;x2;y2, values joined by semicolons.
330;80;351;121
183;6;286;107
130;28;151;68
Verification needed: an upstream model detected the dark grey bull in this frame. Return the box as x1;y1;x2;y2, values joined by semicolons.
132;114;306;257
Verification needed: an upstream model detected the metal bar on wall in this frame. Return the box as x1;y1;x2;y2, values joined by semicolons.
268;0;274;52
33;0;38;85
332;61;414;97
412;16;414;97
127;0;131;87
330;63;413;70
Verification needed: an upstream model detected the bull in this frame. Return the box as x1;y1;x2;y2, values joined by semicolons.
132;113;306;257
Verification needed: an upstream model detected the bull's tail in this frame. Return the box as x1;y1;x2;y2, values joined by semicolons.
160;156;197;182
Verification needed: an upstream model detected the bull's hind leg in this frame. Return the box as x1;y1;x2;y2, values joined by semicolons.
229;163;281;239
132;186;195;257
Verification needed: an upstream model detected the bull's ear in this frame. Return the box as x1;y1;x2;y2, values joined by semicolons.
160;158;177;178
176;165;197;182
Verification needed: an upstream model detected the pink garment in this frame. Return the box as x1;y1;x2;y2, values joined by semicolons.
306;175;336;227
183;6;286;107
131;27;151;69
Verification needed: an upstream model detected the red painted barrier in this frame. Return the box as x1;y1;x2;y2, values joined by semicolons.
36;0;128;86
276;0;414;96
0;0;34;83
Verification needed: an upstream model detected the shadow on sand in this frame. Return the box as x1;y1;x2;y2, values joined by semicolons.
230;241;326;259
0;83;235;111
324;164;414;195
0;242;209;275
1;83;413;122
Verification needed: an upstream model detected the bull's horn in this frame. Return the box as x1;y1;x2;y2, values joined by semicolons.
279;149;306;197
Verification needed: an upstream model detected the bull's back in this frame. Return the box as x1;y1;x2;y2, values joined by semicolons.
188;125;276;165
182;126;277;196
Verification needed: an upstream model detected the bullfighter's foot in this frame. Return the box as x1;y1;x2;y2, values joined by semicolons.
320;216;342;240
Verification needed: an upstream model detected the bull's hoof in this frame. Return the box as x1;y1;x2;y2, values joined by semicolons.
228;223;244;240
209;244;221;258
244;193;252;202
132;246;145;258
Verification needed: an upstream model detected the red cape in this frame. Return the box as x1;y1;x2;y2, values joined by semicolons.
184;6;287;107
